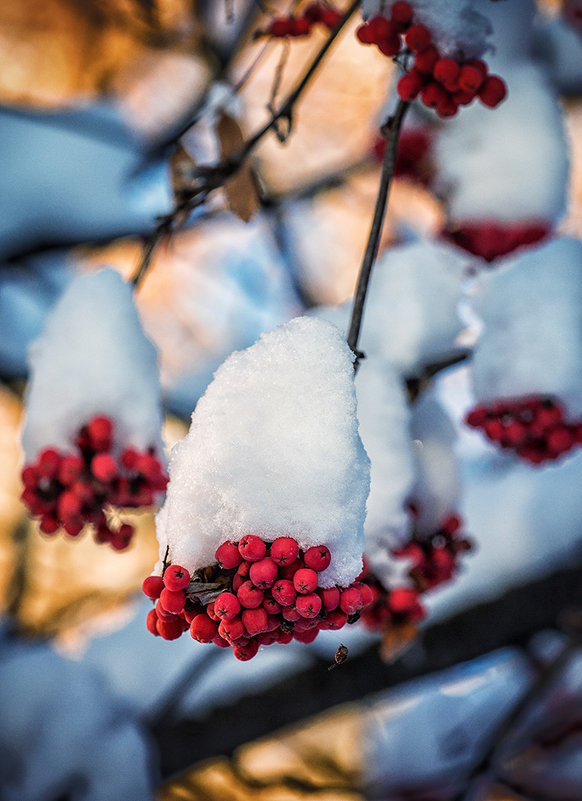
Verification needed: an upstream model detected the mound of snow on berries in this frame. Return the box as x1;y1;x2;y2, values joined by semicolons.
471;237;582;418
313;241;469;376
434;62;568;225
362;0;493;59
156;316;370;588
22;268;164;460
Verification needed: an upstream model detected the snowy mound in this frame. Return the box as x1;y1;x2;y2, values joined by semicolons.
156;317;370;588
434;62;568;225
471;237;582;418
314;241;469;376
22;268;164;460
362;0;493;59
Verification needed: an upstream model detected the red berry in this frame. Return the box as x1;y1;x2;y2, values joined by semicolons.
272;578;297;606
142;575;164;599
546;426;575;455
242;607;268;636
478;75;507;108
146;608;159;636
163;564;191;591
87;415;113;452
63;518;84;537
190;613;219;643
294;628;319;643
268;18;292;37
356;23;374;44
279;558;304;580
389;587;419;614
58;489;82;519
397;71;423;101
414;44;438;74
391;1;413;26
378;33;402;56
237;580;264;609
206;601;220;621
357;582;376;607
304;3;324;23
37;448;61;478
458;64;484;93
436;96;458;118
57;455;84;486
321;609;348;630
262;596;282;615
120;447;139;469
321;8;342;28
249;557;279;589
238;534;267;562
368;16;394;44
218;616;245;642
233;639;260;660
91;453;118;483
433;58;460;88
290;16;312;36
276;629;294;644
319;586;340;611
270;536;299;566
39;515;59;534
421;81;447;109
295;592;322;618
405;23;431;51
282;606;301;622
212;634;231;648
214;591;241;621
339;586;363;614
160;587;186;614
304;545;331;572
157;616;184;640
215;541;243;570
293;568;319;594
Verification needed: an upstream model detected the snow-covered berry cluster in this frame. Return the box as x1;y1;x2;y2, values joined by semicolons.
264;3;342;38
360;514;472;631
144;534;374;660
356;1;506;118
466;397;582;465
21;414;167;549
442;220;551;263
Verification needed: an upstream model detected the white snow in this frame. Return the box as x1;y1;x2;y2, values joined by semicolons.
21;268;165;461
470;237;582;419
314;241;470;376
361;0;493;59
410;390;460;535
156;316;370;588
434;61;569;225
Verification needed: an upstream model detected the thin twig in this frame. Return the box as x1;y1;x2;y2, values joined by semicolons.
405;347;472;402
346;99;409;367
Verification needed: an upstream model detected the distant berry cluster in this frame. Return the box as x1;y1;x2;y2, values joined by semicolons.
21;415;168;549
264;3;342;38
360;513;472;630
144;534;374;660
442;220;551;262
466;396;582;464
356;1;506;118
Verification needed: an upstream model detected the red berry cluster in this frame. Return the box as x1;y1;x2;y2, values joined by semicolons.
356;1;507;118
442;221;551;262
359;514;472;631
144;534;374;660
21;414;168;549
373;126;433;186
466;396;582;465
265;3;342;38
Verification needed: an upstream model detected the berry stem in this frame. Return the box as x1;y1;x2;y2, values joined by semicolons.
347;99;410;368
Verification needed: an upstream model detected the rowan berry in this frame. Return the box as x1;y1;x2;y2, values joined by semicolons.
214;591;241;621
206;601;220;621
57;455;84;486
142;575;164;599
160;587;186;614
262;596;282;615
37;448;61;478
272;578;297;606
237;580;264;609
40;515;59;534
458;64;484;93
414;44;439;74
238;534;267;562
249;557;279;589
339;586;363;614
368;16;395;43
391;1;413;26
212;634;231;648
87;415;113;452
276;629;294;644
279;558;304;580
282;606;301;622
405;23;431;51
58;490;82;519
270;536;299;565
294;628;319;643
294;568;319;594
389;587;419;614
190;613;219;643
242;607;268;636
356;23;374;44
397;71;424;101
215;541;243;569
218;616;245;642
146;608;159;636
322;609;348;629
163;564;191;591
478;75;507;108
304;545;331;572
233;639;260;660
433;58;460;89
319;586;340;611
91;453;118;483
378;33;402;56
421;82;447;109
296;592;322;618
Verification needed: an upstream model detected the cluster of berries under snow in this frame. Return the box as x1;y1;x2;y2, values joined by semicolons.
262;3;342;39
356;1;506;118
144;535;374;659
21;415;167;548
21;268;167;546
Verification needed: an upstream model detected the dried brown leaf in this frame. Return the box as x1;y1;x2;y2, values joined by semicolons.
216;110;259;223
379;620;418;663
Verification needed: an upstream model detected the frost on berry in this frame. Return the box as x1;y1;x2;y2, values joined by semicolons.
20;269;167;549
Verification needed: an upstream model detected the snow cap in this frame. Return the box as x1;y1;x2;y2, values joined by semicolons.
156;316;370;588
22;267;164;460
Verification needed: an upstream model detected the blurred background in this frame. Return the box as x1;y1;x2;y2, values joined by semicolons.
1;1;582;799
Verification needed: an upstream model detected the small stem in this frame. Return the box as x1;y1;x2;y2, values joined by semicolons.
347;99;409;367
